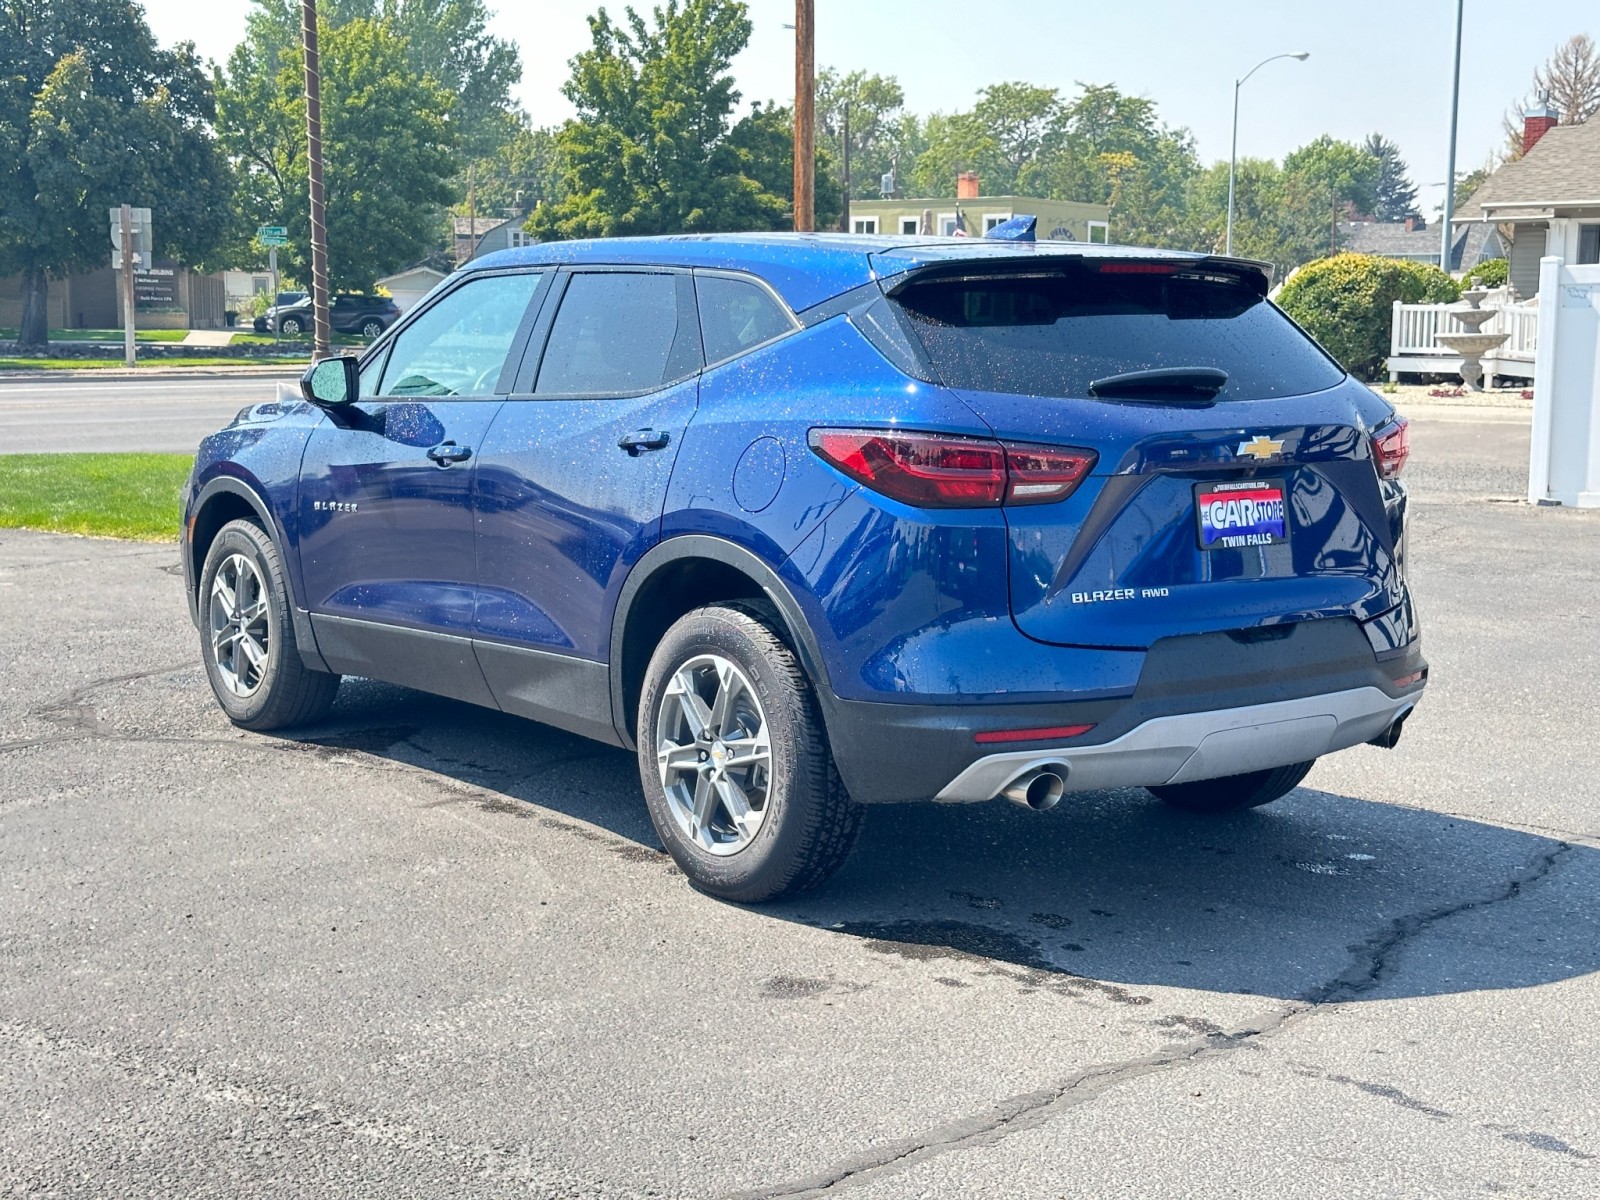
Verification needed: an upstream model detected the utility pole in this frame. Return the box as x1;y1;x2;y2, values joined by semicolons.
792;0;814;232
301;0;332;360
119;203;136;369
1440;0;1464;272
839;101;851;233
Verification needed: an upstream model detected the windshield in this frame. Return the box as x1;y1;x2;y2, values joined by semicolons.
890;266;1344;402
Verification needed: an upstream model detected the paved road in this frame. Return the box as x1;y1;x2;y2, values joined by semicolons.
3;405;1598;1197
0;373;296;454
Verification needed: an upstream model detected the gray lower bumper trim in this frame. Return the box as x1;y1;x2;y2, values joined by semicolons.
935;686;1414;803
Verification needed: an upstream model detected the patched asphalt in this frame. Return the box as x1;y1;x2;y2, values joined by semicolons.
2;403;1598;1198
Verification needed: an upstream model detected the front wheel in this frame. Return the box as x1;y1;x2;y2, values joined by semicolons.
198;519;340;731
360;319;383;339
279;316;303;336
637;602;863;902
1147;760;1315;814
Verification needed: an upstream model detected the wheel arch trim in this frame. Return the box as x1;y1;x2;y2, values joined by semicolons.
189;473;329;672
608;535;832;750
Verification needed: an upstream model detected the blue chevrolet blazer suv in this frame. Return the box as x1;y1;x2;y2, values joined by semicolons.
181;233;1426;901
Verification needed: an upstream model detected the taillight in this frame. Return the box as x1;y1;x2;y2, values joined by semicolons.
809;429;1096;509
1372;416;1410;479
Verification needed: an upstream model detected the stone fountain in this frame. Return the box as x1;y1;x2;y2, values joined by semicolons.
1434;287;1509;391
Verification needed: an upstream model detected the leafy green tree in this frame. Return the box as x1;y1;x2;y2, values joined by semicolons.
1364;132;1418;222
461;119;566;220
1187;157;1325;273
0;0;232;348
217;15;456;290
528;1;819;239
1283;135;1380;252
910;82;1060;197
816;68;908;204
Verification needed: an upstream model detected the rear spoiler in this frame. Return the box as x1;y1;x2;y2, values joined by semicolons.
878;253;1274;297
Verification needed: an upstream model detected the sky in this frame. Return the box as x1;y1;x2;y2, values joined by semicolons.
145;0;1597;216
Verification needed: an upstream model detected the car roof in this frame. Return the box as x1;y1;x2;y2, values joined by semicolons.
467;233;1230;314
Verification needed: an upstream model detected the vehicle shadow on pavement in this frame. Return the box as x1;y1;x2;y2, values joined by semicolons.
296;678;1600;1007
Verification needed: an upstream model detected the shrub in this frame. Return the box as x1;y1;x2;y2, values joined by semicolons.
1277;253;1460;379
1465;257;1509;288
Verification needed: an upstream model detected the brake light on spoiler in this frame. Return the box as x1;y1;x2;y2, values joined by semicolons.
809;429;1097;509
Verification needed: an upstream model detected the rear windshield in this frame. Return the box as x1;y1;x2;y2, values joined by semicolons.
889;266;1344;401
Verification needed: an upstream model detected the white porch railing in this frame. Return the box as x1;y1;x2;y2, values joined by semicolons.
1388;299;1539;382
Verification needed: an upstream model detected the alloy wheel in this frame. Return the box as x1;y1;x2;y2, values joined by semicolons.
208;553;269;697
655;653;772;856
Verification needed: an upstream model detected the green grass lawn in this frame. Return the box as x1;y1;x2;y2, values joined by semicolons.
0;453;193;541
0;327;189;343
0;355;307;370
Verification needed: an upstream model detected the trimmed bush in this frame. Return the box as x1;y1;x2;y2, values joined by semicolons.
1465;257;1509;289
1277;253;1460;379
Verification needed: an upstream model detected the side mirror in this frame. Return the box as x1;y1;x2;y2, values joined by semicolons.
301;356;361;407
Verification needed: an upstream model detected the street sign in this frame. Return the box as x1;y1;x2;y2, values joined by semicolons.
258;225;289;246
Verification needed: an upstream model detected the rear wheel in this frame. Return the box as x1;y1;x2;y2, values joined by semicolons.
280;315;303;336
360;319;383;338
1147;760;1314;814
199;519;340;731
637;602;863;902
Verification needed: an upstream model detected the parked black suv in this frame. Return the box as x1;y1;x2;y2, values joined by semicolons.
253;294;400;338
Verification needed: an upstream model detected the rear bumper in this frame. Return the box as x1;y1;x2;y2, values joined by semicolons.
817;617;1426;804
934;685;1414;802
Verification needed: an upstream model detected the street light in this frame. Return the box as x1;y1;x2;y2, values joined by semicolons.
1226;51;1310;257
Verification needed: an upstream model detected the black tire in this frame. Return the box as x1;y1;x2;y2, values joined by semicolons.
198;518;340;731
360;319;383;339
280;316;303;336
1147;760;1315;814
636;601;863;903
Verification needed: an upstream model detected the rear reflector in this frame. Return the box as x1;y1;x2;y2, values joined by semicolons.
809;429;1096;509
974;723;1096;744
1392;670;1425;688
1372;416;1410;479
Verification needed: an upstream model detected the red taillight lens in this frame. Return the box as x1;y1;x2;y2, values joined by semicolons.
808;429;1006;507
1372;416;1410;479
809;430;1096;509
1003;443;1097;505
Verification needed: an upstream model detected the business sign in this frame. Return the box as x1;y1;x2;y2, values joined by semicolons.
134;262;179;308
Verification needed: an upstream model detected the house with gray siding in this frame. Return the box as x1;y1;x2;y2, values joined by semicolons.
1454;99;1599;298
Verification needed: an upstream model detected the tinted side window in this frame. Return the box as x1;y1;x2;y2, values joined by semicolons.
695;275;794;364
535;272;699;395
891;268;1345;402
377;271;543;398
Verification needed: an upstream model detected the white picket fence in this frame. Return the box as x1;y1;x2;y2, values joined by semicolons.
1387;298;1538;384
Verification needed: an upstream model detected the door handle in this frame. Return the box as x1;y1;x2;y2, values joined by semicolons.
427;441;473;465
617;429;671;456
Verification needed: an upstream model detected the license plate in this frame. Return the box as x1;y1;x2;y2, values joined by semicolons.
1196;479;1288;550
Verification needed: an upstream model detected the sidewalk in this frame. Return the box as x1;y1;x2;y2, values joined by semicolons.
0;363;303;383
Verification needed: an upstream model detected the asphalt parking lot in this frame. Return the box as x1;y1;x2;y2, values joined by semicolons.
3;401;1598;1198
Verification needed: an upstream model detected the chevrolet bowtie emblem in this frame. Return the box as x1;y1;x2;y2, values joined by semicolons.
1237;435;1285;461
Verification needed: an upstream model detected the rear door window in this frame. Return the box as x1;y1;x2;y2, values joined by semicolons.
694;274;796;364
890;266;1344;401
377;271;544;397
535;272;702;396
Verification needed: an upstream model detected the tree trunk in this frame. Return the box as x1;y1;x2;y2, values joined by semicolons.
17;267;49;351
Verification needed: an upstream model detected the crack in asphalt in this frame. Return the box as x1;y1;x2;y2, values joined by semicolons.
0;1020;653;1196
734;841;1579;1199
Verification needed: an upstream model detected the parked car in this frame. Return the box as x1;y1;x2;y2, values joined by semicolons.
183;235;1426;902
252;293;399;338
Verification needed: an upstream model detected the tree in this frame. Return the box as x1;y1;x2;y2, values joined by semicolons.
0;0;232;349
910;82;1060;197
527;1;816;240
1447;157;1497;218
816;68;907;204
1500;33;1600;161
1187;157;1325;273
1364;133;1418;222
1283;135;1380;252
461;119;566;220
217;15;457;290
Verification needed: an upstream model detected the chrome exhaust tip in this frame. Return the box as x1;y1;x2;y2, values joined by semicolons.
1000;764;1067;812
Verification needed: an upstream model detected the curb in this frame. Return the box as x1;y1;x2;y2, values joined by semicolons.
0;365;304;382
